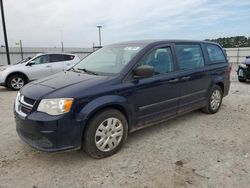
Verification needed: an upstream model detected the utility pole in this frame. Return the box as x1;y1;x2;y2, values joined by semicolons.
61;41;64;52
236;44;240;64
60;29;64;52
97;26;102;47
19;40;23;60
0;0;11;65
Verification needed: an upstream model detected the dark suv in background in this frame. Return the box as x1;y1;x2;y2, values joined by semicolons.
14;40;231;158
237;56;250;82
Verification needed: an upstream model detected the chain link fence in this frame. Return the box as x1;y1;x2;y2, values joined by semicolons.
1;46;250;66
224;47;250;64
0;47;93;66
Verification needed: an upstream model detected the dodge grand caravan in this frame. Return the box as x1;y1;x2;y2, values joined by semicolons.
14;40;230;158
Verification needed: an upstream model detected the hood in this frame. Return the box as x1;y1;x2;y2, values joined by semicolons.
0;64;25;69
21;71;112;100
242;59;250;65
0;65;13;69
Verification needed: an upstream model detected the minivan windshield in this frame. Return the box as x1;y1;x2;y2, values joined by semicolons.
73;45;145;75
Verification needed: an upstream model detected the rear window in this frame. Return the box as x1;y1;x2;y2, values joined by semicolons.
175;44;204;70
205;44;226;64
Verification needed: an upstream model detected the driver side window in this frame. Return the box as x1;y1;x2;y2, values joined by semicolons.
141;47;174;75
33;55;49;65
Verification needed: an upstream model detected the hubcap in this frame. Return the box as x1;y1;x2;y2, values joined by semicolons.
210;89;221;111
11;77;24;89
95;117;123;152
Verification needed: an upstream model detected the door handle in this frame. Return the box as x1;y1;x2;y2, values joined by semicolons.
181;76;191;81
168;78;179;83
46;65;51;68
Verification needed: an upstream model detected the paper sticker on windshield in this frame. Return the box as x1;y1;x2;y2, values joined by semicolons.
124;47;140;51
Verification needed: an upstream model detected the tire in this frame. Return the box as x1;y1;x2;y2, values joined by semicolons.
202;85;223;114
6;75;27;90
83;108;128;158
238;77;246;82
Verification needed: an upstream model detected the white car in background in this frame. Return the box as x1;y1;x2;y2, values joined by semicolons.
0;53;80;90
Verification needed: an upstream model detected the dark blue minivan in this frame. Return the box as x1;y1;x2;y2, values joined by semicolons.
14;40;231;158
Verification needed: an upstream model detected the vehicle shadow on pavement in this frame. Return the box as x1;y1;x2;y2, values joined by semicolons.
21;110;204;163
127;110;203;143
0;86;16;93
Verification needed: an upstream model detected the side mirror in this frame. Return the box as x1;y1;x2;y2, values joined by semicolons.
26;61;35;66
133;65;154;79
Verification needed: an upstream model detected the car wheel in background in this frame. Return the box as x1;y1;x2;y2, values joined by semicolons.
6;75;26;90
83;108;128;158
238;77;246;82
202;85;223;114
238;68;247;82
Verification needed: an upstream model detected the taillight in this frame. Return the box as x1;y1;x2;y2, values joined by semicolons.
227;64;232;78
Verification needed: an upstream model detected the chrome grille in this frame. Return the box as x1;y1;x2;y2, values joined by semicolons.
15;92;35;117
23;96;35;106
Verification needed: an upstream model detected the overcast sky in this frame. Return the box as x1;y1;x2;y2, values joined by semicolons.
0;0;250;48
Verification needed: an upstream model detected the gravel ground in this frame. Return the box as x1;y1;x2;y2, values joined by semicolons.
0;67;250;188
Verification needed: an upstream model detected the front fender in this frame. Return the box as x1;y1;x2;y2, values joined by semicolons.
76;95;134;127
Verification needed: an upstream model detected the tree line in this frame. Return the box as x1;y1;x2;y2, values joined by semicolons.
205;36;250;48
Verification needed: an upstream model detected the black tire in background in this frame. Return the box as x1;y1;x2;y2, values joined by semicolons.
83;108;128;158
238;77;246;82
6;75;27;90
202;85;223;114
237;68;247;82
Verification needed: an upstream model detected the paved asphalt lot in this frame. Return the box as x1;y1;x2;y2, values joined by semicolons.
0;67;250;188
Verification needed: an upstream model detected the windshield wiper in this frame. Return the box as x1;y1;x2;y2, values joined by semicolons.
69;67;80;72
77;68;98;75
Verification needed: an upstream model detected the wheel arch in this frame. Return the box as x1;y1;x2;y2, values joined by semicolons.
215;82;224;95
5;71;29;84
77;95;135;144
209;76;224;96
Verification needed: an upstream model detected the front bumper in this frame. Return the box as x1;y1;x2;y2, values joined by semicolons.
237;66;250;79
15;111;84;152
0;73;6;86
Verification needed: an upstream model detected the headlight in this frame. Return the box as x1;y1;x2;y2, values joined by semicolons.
16;92;21;101
37;98;74;115
15;92;21;106
0;67;6;72
239;63;247;69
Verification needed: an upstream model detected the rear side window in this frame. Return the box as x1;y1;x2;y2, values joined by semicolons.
64;55;75;61
205;44;226;64
175;44;204;70
49;54;74;62
49;54;64;62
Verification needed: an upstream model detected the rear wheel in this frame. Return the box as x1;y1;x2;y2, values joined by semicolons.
6;75;27;90
202;85;223;114
83;109;128;158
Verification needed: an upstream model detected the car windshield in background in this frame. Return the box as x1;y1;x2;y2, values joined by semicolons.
17;57;32;64
73;45;144;75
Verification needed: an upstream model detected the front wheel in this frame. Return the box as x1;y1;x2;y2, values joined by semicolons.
83;109;128;158
6;75;26;90
202;85;223;114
